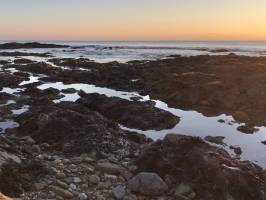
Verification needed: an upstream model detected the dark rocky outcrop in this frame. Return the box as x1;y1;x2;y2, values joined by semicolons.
136;134;266;200
78;93;179;130
0;42;68;49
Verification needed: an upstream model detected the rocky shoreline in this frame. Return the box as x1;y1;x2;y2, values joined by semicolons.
1;43;266;199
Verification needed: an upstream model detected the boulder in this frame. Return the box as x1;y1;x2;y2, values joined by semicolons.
127;172;168;196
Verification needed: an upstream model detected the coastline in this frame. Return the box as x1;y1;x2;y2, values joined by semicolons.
1;42;266;199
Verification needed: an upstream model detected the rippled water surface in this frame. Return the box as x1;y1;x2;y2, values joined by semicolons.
1;41;266;63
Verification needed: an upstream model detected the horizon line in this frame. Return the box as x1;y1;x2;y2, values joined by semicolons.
1;39;266;43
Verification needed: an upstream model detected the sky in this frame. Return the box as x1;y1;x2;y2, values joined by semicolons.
1;0;266;41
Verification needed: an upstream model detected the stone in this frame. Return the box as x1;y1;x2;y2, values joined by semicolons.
98;181;112;189
96;162;122;175
127;172;168;196
233;111;249;122
21;136;35;145
204;136;225;145
112;185;126;200
69;183;77;191
175;183;193;197
56;180;68;189
73;177;82;183
78;193;88;200
89;174;100;184
237;125;259;134
230;146;242;155
32;144;41;153
51;186;74;199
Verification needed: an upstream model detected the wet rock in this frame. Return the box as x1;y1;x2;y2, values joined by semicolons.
230;146;242;155
14;58;35;64
61;88;77;94
78;93;180;130
0;42;69;49
237;125;259;134
127;172;168;196
204;136;225;145
0;52;50;57
136;134;266;200
14;103;144;157
233;111;249;122
112;185;126;200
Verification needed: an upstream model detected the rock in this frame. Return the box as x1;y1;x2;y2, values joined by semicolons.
89;174;100;184
123;194;138;200
21;136;35;145
32;144;41;153
261;141;266;145
61;88;77;94
78;193;88;200
96;162;122;175
204;136;225;145
233;111;249;122
237;125;259;134
34;182;46;190
112;185;126;200
69;183;77;191
98;181;112;189
127;172;168;196
164;134;188;145
0;150;21;165
51;186;74;199
230;146;242;155
56;180;68;189
78;93;180;131
174;183;195;199
73;177;82;183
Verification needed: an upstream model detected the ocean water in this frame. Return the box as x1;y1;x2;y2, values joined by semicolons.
1;41;266;63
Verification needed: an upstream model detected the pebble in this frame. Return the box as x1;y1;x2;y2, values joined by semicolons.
78;193;88;200
112;185;126;200
73;177;82;183
89;174;100;184
96;162;122;175
51;186;74;199
56;180;69;189
69;183;77;191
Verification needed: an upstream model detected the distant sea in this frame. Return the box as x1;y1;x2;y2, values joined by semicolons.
1;41;266;63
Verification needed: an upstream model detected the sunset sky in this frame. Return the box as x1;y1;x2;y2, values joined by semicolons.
1;0;266;41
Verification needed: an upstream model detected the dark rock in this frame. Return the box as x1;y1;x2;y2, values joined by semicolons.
127;172;168;196
237;125;259;134
0;42;69;49
136;134;266;200
78;93;180;130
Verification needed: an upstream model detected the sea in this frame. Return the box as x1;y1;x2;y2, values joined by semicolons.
1;41;266;63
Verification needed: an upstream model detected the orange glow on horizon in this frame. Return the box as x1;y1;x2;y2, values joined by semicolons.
1;0;266;41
